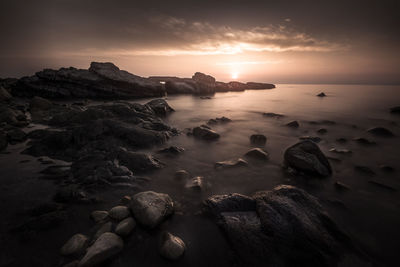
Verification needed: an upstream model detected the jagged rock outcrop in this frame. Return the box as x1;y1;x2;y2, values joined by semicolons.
13;62;165;99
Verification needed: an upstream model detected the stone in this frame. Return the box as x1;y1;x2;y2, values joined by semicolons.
329;148;352;154
0;131;7;150
159;232;186;260
63;261;79;267
299;136;322;143
390;106;400;113
192;126;220;140
336;138;347;143
380;165;395;173
174;170;190;181
334;181;350;191
207;117;232;125
30;96;52;111
263;112;284;118
78;232;123;267
145;99;174;116
368;180;397;191
115;217;136;236
130;191;174;228
60;234;89;256
215;158;248;169
0;86;12;102
90;211;109;223
120;196;132;205
93;222;113;241
250;134;267;145
284;141;332;177
108;206;130;221
317;128;327;134
7;128;27;143
204;185;360;266
158;146;184;155
353;137;376;145
185;176;204;191
244;148;269;161
285;121;299;128
367;127;394;137
317;92;326;97
354;166;375;176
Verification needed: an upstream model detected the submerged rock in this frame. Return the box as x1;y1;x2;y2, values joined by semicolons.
299;136;322;143
250;134;267;145
158;146;184;155
317;92;326;97
284;141;332;177
174;170;190;181
204;185;359;266
354;165;376;176
192;126;220;140
329;148;352;154
317;128;327;134
334;181;351;191
159;232;186;260
130;191;174;228
207;116;232;125
367;127;394;137
61;234;89;256
215;158;248;169
353;137;376;145
389;106;400;114
244;148;269;161
185;176;204;191
263;112;284;118
78;232;123;267
285;120;299;128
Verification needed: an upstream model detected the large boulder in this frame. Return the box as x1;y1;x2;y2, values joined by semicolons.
145;99;174;116
204;185;362;266
13;62;165;99
130;191;174;228
78;232;123;267
284;141;332;177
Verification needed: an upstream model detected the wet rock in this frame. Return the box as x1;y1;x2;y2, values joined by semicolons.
93;222;113;241
0;131;7;150
285;120;299;128
0;86;12;102
78;232;123;267
7;128;27;143
354;165;376;176
299;136;322;143
379;165;395;173
54;186;89;203
207;116;232;125
329;148;352;154
90;211;109;223
174;170;190;181
215;158;248;169
336;138;347;143
158;146;184;155
159;232;186;260
130;191;174;228
61;234;89;256
117;150;164;172
368;180;397;191
317;92;326;97
367;127;394;137
390;106;400;114
284;141;332;177
317;128;327;134
250;134;267;145
353;137;376;145
120;196;132;205
108;206;130;221
192;126;220;140
200;96;212;99
185;176;204;191
204;185;357;266
244;148;269;161
40;165;70;178
29;96;52;111
263;112;284;118
145;99;174;116
334;181;350;191
115;217;136;236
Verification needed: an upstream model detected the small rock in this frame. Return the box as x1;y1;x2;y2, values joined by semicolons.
78;232;123;267
334;181;350;191
185;176;204;191
60;234;89;256
329;148;352;154
317;128;327;134
93;222;113;241
207;116;232;125
379;165;395;173
390;106;400;114
352;137;376;145
130;191;174;228
90;211;109;223
158;146;184;155
120;196;131;205
192;126;220;140
250;134;267;145
336;138;347;143
285;121;299;128
244;148;269;161
174;170;190;181
215;158;248;169
0;131;7;150
0;86;12;102
159;232;186;260
299;136;321;143
262;112;284;118
367;127;394;137
115;217;136;236
368;180;397;191
7;128;27;143
109;206;130;221
317;92;326;97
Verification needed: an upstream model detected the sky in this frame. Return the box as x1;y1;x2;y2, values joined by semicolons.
0;0;399;84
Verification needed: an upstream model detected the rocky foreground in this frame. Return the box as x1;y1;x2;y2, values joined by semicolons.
1;62;275;99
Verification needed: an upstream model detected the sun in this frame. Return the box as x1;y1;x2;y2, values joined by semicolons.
231;72;239;80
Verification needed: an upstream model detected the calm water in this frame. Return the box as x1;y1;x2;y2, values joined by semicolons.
1;84;400;266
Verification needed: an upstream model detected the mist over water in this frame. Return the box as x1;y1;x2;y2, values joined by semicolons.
1;84;400;266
